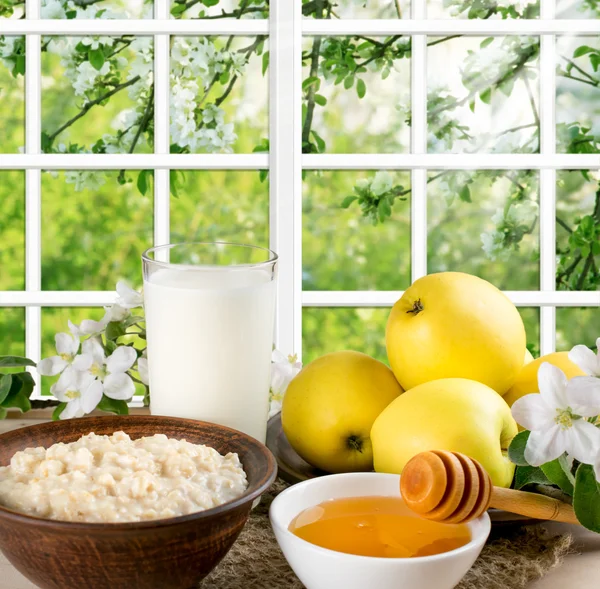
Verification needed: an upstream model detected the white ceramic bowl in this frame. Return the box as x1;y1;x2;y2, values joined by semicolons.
270;472;490;589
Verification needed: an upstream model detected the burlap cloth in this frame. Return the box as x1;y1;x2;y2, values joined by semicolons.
203;480;574;589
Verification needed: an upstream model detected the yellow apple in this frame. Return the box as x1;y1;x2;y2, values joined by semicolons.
503;351;585;408
282;351;403;473
386;272;526;395
371;378;518;488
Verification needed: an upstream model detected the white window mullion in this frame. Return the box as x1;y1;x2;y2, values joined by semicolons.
154;0;170;257
411;1;427;282
271;0;298;355
25;0;42;392
540;0;556;355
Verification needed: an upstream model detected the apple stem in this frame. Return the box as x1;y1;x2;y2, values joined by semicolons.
347;435;364;453
407;299;424;316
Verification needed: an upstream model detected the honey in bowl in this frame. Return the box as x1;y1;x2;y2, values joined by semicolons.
289;496;471;558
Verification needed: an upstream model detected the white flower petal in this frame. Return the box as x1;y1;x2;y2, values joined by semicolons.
79;316;109;335
137;357;149;385
595;457;600;485
103;373;135;400
55;332;79;356
569;344;600;377
524;426;566;466
106;346;137;374
105;303;130;322
566;377;600;417
37;356;67;377
565;419;600;465
271;349;287;363
82;338;106;366
116;281;144;308
52;367;78;395
511;393;556;431
71;353;93;372
537;362;569;408
68;320;81;338
81;379;104;413
61;399;85;420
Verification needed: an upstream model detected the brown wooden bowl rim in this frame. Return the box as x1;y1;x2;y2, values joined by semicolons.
0;415;277;530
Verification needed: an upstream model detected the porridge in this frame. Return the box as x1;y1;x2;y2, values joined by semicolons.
0;431;248;523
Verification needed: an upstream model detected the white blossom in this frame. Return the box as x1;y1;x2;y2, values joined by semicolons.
569;338;600;377
370;171;393;196
269;350;302;417
37;331;91;378
65;170;107;192
40;0;66;19
115;281;144;309
511;363;600;466
54;371;103;420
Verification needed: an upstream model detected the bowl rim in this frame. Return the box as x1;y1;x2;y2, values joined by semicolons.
269;472;491;564
0;414;278;530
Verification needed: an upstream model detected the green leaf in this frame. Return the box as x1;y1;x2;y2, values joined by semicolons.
0;356;36;368
97;396;130;415
1;374;32;414
262;51;269;76
573;463;600;532
344;75;355;90
480;37;494;49
302;76;320;91
508;430;531;466
311;130;326;153
202;0;219;6
0;407;6;420
341;195;358;208
259;169;268;183
52;403;67;421
459;185;471;203
170;169;180;198
356;78;366;99
541;455;575;496
105;321;126;341
170;3;187;15
479;87;492;105
314;94;327;106
88;48;105;71
0;375;12;405
513;465;551;490
13;54;25;77
573;45;596;58
137;170;150;196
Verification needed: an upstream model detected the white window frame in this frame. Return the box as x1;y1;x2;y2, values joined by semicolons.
1;1;600;400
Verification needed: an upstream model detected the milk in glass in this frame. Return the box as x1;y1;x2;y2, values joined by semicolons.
144;267;276;442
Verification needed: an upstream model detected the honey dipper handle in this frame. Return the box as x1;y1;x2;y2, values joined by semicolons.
491;487;579;525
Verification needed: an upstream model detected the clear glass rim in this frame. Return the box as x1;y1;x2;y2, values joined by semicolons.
142;241;279;271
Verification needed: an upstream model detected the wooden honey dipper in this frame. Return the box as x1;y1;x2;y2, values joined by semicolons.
400;450;579;525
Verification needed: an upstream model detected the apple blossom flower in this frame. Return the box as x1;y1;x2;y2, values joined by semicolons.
37;331;92;378
115;281;143;309
269;350;302;417
511;363;600;466
83;339;138;401
138;352;149;386
569;338;600;377
54;371;104;420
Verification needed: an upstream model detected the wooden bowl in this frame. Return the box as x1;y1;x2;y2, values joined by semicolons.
0;415;277;589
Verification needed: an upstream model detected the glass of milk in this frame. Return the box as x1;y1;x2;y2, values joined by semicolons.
142;242;278;443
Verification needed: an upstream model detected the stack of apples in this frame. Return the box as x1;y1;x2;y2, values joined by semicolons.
282;272;584;488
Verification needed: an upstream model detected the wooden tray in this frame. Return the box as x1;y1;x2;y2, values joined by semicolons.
266;412;540;526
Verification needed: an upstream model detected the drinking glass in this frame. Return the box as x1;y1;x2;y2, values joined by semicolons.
142;242;278;442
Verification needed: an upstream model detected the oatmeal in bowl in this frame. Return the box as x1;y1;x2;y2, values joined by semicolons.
0;431;249;523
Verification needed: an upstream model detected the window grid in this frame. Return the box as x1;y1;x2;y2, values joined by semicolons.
1;3;599;384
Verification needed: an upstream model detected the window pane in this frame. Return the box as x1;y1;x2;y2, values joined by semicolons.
557;0;600;18
303;0;409;18
0;0;24;18
303;171;411;290
0;36;25;153
556;307;599;351
428;170;540;290
556;36;600;155
0;171;25;291
556;170;600;291
41;170;153;290
170;170;269;246
170;36;268;154
0;308;25;357
42;36;154;154
302;308;389;365
427;1;539;18
302;36;411;154
428;36;540;153
171;0;268;19
519;307;540;357
41;0;151;18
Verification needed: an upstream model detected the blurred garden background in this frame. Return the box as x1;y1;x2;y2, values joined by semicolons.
0;0;598;396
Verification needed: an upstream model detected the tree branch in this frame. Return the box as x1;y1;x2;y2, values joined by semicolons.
302;1;324;151
355;35;402;70
496;122;538;138
557;217;573;234
128;88;154;154
427;35;462;47
522;72;540;127
394;0;402;18
561;55;598;84
47;75;141;144
558;72;599;88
